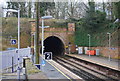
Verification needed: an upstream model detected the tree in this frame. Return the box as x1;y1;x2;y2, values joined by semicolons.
102;1;105;12
19;2;27;17
82;0;107;33
7;2;19;17
88;0;95;16
39;2;55;17
66;1;81;19
55;2;68;19
54;1;88;19
28;1;32;18
7;1;27;17
114;1;120;20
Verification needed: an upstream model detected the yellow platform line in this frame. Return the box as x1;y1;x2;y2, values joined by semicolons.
47;61;72;81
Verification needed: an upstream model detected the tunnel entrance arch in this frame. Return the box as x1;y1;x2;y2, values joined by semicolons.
41;36;65;56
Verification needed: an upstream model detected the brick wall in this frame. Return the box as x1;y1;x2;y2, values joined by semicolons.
44;27;67;32
68;23;75;31
90;47;119;59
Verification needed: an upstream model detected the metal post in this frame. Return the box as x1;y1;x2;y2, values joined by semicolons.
88;34;91;57
22;57;27;80
34;32;36;63
40;16;52;68
42;19;44;59
23;58;26;68
69;45;70;54
107;33;111;61
17;9;20;80
89;35;91;57
12;57;14;73
2;8;21;79
31;33;34;63
35;2;39;64
109;33;111;61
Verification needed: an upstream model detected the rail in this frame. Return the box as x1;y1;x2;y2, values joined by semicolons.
53;56;119;81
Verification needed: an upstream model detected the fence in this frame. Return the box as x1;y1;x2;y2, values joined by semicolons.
0;47;31;73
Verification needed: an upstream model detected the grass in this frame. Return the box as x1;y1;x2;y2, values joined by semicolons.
2;17;32;50
26;59;41;75
43;19;68;28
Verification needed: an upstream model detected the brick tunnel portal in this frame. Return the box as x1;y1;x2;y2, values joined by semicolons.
40;36;65;56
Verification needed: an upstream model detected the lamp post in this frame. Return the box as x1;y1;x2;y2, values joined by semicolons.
107;32;111;61
88;34;91;57
5;8;20;79
41;16;53;60
39;26;50;28
31;32;35;63
68;42;71;54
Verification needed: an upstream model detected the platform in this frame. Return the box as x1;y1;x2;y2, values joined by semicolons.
66;54;120;71
40;57;82;80
41;60;68;79
2;72;24;80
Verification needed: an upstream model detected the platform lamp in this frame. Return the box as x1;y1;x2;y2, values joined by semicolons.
41;16;53;60
87;34;91;57
3;8;21;79
68;42;71;54
107;32;111;61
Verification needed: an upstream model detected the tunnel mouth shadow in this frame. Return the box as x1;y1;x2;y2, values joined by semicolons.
40;36;65;57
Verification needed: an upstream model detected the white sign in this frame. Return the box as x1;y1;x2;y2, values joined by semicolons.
78;47;83;54
44;52;52;60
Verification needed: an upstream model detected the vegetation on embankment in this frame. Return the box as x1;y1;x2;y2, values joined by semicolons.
1;17;68;51
74;2;120;47
26;59;41;74
43;19;68;28
75;17;119;47
2;17;32;50
1;15;119;51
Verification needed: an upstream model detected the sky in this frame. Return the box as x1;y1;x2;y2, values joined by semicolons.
0;0;7;8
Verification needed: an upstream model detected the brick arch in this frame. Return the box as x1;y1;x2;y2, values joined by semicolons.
43;35;65;56
46;35;65;46
30;21;75;46
30;21;76;54
44;32;68;46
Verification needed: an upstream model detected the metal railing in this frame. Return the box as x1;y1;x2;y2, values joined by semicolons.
0;47;31;73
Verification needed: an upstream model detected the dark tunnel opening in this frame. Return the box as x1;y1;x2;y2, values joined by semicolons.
40;36;65;57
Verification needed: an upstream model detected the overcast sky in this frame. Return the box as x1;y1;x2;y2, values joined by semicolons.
0;0;7;8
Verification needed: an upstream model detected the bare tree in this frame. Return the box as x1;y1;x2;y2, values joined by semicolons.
55;2;68;19
54;0;88;19
28;1;32;18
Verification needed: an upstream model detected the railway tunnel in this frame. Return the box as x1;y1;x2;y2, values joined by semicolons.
40;36;65;56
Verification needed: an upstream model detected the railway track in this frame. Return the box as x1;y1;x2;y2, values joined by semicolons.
65;55;120;79
53;56;119;81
